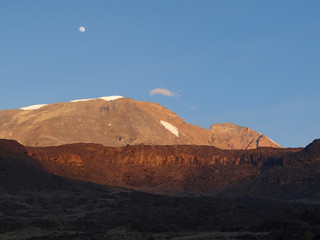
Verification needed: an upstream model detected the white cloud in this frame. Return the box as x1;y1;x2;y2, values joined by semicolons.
149;88;176;97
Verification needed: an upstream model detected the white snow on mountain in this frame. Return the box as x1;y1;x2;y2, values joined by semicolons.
98;96;124;101
70;98;93;103
20;104;47;111
71;96;124;103
160;120;179;137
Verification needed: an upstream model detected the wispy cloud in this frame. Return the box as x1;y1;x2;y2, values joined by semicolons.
149;88;177;97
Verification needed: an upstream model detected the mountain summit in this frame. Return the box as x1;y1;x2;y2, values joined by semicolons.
0;96;280;149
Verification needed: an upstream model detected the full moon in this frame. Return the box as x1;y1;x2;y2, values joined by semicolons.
79;26;85;32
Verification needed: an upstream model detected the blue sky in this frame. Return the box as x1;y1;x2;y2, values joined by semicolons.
1;1;319;147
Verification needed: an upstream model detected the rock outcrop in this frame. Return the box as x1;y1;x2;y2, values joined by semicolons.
26;140;320;200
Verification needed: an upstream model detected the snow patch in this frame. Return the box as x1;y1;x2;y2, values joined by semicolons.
20;104;47;110
71;96;124;103
99;96;124;101
70;98;94;103
160;120;179;137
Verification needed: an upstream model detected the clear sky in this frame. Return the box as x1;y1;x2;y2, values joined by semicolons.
1;1;319;148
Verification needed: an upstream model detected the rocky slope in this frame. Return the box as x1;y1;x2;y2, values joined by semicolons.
26;139;320;200
0;96;280;149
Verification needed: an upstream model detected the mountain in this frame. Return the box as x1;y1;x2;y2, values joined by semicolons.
0;96;280;149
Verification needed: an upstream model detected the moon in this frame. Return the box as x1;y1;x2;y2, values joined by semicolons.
79;26;85;32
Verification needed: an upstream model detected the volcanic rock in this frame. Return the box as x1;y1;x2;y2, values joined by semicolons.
26;141;320;199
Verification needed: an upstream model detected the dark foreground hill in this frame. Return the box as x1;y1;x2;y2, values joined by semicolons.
1;139;320;239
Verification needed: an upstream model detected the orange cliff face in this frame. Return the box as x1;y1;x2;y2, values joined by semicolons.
0;97;281;149
27;143;304;197
1;138;320;199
